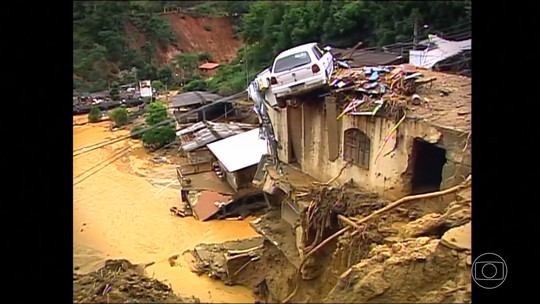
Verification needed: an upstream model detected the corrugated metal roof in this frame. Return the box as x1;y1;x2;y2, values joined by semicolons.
207;128;268;173
192;190;232;221
169;91;223;108
199;62;220;70
333;49;403;67
177;121;255;152
409;35;471;69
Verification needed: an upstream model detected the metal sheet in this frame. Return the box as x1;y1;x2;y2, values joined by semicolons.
192;191;232;221
207;129;268;173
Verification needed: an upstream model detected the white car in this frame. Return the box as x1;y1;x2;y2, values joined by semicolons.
268;42;334;105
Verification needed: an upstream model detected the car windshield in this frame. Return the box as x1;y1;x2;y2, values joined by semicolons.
273;51;311;73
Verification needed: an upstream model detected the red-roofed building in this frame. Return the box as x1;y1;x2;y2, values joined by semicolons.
198;62;220;77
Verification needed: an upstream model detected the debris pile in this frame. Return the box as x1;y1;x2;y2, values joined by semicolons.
73;259;200;303
325;235;471;303
330;64;437;119
186;237;265;285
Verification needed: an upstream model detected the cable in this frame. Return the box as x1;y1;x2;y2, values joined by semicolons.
73;147;133;186
73;100;246;185
73;91;247;156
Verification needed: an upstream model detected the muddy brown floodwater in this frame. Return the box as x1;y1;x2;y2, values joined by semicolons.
73;115;260;303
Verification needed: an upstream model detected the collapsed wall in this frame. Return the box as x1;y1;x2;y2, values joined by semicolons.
183;174;471;303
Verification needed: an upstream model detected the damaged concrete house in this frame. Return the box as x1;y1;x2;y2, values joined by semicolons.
185;53;472;303
174;121;270;221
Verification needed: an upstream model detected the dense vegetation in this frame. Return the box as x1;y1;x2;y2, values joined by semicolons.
73;1;470;95
88;106;102;123
108;106;129;127
210;0;471;95
130;102;177;150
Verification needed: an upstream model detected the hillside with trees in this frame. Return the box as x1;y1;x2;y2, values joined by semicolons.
73;1;470;96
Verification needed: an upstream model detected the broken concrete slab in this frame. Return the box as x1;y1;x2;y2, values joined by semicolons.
441;222;471;251
187;237;265;285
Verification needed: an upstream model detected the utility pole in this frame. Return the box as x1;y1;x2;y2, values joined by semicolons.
245;45;248;88
413;17;418;50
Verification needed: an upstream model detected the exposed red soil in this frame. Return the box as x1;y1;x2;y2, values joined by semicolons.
125;12;242;66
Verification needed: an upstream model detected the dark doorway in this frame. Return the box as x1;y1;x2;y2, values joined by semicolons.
410;138;447;194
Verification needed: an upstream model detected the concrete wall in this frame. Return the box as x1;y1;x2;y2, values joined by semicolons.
224;164;259;192
268;97;471;200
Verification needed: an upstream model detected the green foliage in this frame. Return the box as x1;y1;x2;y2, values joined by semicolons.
157;66;174;85
142;126;177;150
130;124;146;139
182;78;208;92
110;82;120;100
73;1;178;92
108;106;129;127
144;16;177;49
88;106;102;123
203;23;213;31
152;80;164;91
139;64;158;81
198;52;213;62
188;2;225;16
145;102;169;126
173;53;200;82
207;0;469;96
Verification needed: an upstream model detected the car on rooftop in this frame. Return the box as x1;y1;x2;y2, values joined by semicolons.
267;42;335;107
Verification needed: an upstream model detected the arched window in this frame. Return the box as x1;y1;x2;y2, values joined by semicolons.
344;128;371;169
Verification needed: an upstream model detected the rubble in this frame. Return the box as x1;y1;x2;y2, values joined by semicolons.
441;222;471;251
186;237;265;285
402;213;445;238
324;238;471;303
73;259;200;303
329;64;434;120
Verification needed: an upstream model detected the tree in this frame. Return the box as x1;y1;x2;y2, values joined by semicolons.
145;102;169;126
197;52;213;62
108;106;128;127
142;126;177;150
152;80;164;92
157;66;174;85
88;106;102;123
142;102;175;150
173;53;199;82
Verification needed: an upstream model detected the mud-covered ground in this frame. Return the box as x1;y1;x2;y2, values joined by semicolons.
184;182;472;303
73;259;200;303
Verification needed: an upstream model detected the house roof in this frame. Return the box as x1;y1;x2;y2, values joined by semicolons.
199;62;220;70
169;91;223;108
332;49;404;67
409;35;471;69
207;128;268;172
191;190;232;221
177;121;256;152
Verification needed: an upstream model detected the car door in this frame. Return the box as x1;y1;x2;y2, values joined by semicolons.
314;44;334;79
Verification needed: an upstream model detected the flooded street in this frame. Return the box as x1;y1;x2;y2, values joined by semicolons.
73;115;260;303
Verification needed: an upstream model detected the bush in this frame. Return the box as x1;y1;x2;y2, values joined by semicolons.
88;106;102;123
182;79;208;92
110;87;120;100
152;80;164;92
145;102;169;126
203;23;213;31
130;124;146;139
197;52;213;62
108;107;129;127
142;126;176;150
